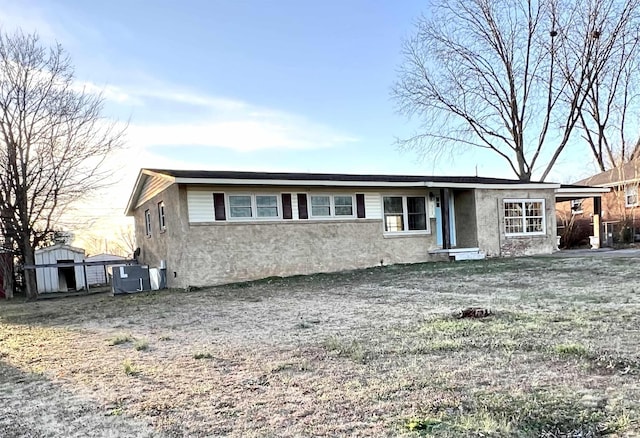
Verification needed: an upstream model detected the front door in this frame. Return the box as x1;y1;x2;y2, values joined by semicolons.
435;195;456;247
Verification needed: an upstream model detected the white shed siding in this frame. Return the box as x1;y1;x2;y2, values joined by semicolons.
85;254;126;285
137;176;173;209
364;193;382;219
187;189;215;222
35;245;86;293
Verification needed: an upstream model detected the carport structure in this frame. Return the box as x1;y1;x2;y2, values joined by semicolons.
556;185;611;248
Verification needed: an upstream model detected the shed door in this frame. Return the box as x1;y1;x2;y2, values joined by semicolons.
57;259;76;291
435;196;457;247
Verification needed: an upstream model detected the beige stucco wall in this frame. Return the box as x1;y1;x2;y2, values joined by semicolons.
132;184;558;288
474;188;557;257
134;184;440;288
168;219;437;288
133;184;180;269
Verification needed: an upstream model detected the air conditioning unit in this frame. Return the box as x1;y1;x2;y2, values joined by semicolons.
111;265;151;295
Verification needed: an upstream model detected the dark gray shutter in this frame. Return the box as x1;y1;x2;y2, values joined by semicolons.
297;193;308;219
213;193;226;221
282;194;292;219
356;193;366;218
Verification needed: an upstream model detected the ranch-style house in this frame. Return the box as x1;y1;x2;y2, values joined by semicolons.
126;169;605;288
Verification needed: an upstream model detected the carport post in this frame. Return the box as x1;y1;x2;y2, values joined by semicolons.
593;197;602;248
440;188;452;250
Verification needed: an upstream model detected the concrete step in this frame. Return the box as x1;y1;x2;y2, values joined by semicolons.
453;252;486;261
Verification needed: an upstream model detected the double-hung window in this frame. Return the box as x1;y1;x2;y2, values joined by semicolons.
625;185;638;207
309;195;354;218
144;209;152;237
228;194;279;219
504;199;545;235
383;196;427;233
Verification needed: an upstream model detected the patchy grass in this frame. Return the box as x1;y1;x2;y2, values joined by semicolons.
405;389;630;436
122;359;138;376
106;333;132;346
133;339;149;351
1;255;640;436
192;352;214;360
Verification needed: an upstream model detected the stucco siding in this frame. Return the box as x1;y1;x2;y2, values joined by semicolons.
474;188;556;257
167;219;437;288
134;185;180;270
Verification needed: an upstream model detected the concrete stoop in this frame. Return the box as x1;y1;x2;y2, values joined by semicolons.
429;247;486;261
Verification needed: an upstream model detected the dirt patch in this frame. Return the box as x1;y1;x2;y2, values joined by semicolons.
1;256;639;436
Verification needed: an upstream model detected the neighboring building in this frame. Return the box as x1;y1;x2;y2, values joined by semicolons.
35;244;86;293
125;169;605;288
557;161;640;245
85;253;127;285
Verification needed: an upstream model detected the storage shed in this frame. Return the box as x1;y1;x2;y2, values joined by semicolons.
35;244;86;293
85;253;127;285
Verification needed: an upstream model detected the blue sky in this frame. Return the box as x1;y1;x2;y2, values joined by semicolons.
0;0;593;231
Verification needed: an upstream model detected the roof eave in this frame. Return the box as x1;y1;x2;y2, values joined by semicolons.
125;169;176;216
173;177;559;190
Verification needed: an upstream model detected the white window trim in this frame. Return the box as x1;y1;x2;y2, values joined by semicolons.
503;198;546;237
382;195;430;235
144;209;152;237
158;201;166;232
570;199;583;215
308;194;356;219
625;185;638;208
226;193;282;221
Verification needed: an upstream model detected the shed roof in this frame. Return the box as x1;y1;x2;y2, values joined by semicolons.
34;244;85;255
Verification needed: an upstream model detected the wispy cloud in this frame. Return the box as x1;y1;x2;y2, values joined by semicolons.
82;81;359;152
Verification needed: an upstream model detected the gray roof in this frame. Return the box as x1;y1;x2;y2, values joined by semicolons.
574;161;640;186
147;168;548;185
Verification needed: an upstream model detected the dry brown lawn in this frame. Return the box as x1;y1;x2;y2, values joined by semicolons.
1;255;640;437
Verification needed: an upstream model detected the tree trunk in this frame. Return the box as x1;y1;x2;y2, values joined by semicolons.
22;244;38;300
0;254;13;300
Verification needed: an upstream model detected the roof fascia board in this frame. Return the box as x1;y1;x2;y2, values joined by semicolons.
174;177;428;187
554;189;610;199
425;182;559;189
174;177;559;190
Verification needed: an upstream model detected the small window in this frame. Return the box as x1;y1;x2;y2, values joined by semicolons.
309;195;355;218
384;196;404;232
229;195;252;218
144;209;152;237
383;196;428;233
158;201;166;231
625;185;638;207
256;195;278;218
504;199;545;235
311;195;331;217
226;194;280;220
570;199;583;215
334;196;353;216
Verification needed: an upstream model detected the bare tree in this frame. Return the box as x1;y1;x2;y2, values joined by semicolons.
0;31;124;300
393;0;640;181
571;1;640;171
